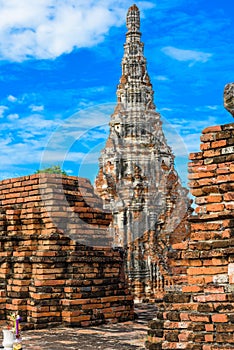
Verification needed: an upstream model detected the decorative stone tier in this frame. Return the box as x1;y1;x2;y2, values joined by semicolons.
0;174;134;329
146;123;234;349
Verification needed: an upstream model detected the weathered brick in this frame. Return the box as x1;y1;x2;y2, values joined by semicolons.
189;314;210;323
0;174;133;329
206;203;225;212
202;125;222;134
189;152;203;160
203;149;221;157
147;120;234;350
211;314;228;323
211;140;227;148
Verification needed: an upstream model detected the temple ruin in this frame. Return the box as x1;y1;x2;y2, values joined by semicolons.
0;175;133;328
146;83;234;350
0;5;233;347
95;4;191;299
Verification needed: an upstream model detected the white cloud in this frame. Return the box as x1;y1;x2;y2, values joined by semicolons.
0;103;113;179
160;107;172;112
41;150;87;163
42;104;112;153
29;104;44;112
161;46;212;65
0;135;13;146
207;105;219;110
7;95;17;102
7;113;19;120
137;1;156;15
0;143;42;166
155;75;169;81
162;114;220;155
1;113;57;133
195;105;220;112
19;114;59;130
0;112;62;178
0;105;8;117
0;0;154;62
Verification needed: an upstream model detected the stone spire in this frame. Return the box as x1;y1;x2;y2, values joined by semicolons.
126;4;140;32
95;5;191;299
116;4;155;112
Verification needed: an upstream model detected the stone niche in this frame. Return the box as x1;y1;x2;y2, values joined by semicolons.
0;174;134;329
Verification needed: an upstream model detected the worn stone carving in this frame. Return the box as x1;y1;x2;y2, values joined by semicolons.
95;4;191;299
224;82;234;116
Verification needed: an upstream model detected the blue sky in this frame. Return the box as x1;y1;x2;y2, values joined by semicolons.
0;0;233;187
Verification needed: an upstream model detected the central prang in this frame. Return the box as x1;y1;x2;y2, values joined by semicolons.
95;4;191;299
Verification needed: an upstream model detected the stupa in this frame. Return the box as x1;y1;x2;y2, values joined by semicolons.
95;4;191;298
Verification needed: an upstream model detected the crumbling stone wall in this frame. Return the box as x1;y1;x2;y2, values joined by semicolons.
0;174;134;329
146;121;234;349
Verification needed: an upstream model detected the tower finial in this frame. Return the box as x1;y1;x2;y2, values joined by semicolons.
115;3;154;111
126;4;140;32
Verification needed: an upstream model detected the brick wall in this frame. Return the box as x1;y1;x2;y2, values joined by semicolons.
0;174;134;329
146;123;234;350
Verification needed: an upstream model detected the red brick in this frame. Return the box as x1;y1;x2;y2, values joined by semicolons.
211;140;227;148
203;346;212;350
205;334;214;342
206;203;225;212
205;324;214;332
202;125;222;133
211;314;228;323
200;133;216;142
216;324;234;332
190;188;205;196
172;241;188;250
205;294;227;302
187;266;227;276
189;314;210;322
188;171;215;180
216;333;234;343
180;313;190;321
189;152;203;160
204;286;225;293
217;174;234;183
178;330;192;342
224;192;234;201
206;194;223;203
188;160;204;168
225;203;234;210
182;286;202;293
200;142;211;151
203;149;221;157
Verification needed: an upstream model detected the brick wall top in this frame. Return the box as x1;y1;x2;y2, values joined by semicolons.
188;122;234;220
0;173;96;190
0;173;112;247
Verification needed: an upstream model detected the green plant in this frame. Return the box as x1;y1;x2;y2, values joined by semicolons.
35;165;67;175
